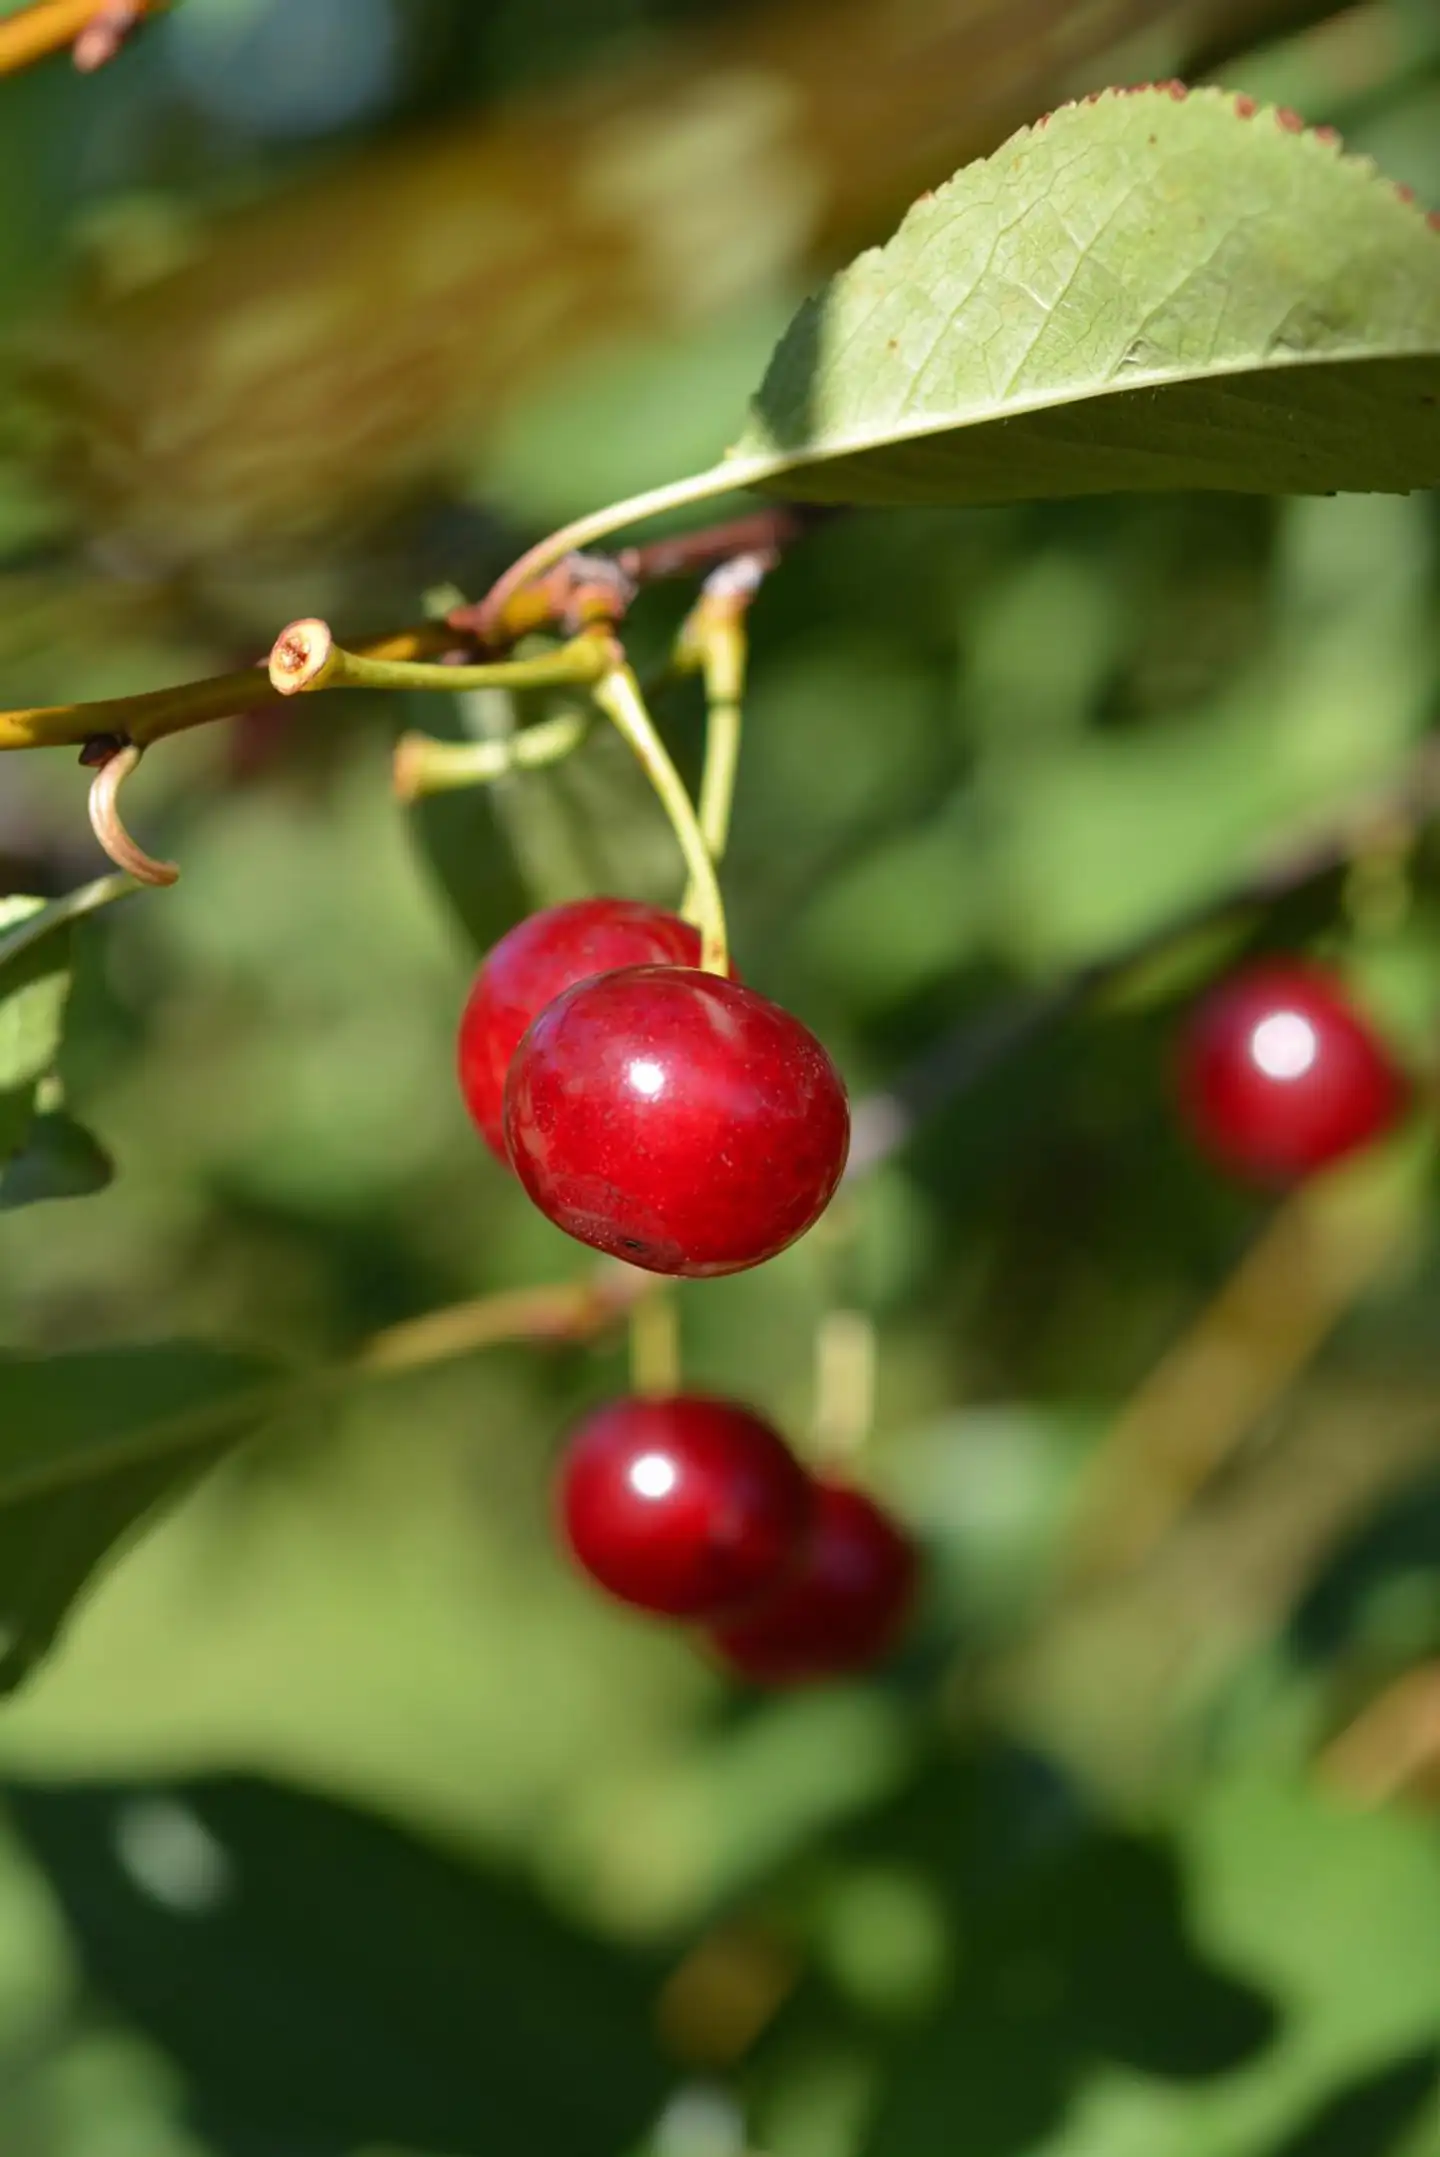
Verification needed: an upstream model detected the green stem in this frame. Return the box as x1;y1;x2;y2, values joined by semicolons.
592;665;729;975
682;613;748;912
477;468;757;640
696;699;742;865
394;710;589;802
628;1286;680;1397
270;619;611;699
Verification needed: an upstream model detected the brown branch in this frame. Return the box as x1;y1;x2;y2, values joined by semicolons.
617;507;825;588
1318;1662;1440;1810
1059;1160;1414;1589
468;505;823;647
0;0;167;74
354;1264;654;1377
447;554;637;649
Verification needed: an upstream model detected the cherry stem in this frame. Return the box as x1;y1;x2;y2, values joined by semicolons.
675;551;774;913
269;618;610;699
473;470;758;644
356;1267;655;1376
592;662;729;975
628;1285;680;1397
87;743;179;887
0;515;812;757
393;710;589;803
810;1308;876;1466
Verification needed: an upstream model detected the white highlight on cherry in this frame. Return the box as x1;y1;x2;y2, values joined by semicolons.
630;1452;679;1500
1250;1010;1319;1081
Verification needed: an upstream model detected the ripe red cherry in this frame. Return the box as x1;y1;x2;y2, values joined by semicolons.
1176;959;1408;1186
457;898;705;1163
708;1480;918;1685
558;1394;814;1619
504;967;850;1277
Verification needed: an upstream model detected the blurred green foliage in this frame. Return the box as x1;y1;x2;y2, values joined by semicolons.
0;2;1439;2155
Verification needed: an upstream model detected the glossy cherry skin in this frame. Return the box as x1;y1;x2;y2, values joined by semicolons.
457;898;705;1163
504;967;850;1277
708;1480;918;1685
557;1394;814;1619
1176;960;1408;1187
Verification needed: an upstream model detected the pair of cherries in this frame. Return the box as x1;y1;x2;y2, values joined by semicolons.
557;1391;916;1684
457;898;849;1276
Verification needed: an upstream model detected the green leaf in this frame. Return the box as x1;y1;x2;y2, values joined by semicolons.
0;897;73;1161
0;876;135;1172
0;1110;114;1209
0;1345;284;1692
725;86;1440;506
0;873;136;986
8;1773;671;2157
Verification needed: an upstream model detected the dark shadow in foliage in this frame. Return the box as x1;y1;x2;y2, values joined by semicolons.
750;1747;1278;2157
1266;2048;1440;2157
0;1109;113;1208
1289;1470;1440;1664
745;281;825;460
6;1774;671;2157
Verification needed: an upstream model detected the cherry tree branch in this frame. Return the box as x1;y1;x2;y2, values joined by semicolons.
0;506;816;754
0;0;168;74
0;620;463;754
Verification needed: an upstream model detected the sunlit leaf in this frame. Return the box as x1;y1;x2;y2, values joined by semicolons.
725;87;1440;506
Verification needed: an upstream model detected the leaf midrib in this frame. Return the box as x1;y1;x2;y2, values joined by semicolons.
730;339;1440;483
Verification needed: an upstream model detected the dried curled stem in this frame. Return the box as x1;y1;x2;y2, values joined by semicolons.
87;742;179;887
268;617;341;695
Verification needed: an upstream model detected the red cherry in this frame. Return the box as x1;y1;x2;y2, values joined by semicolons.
504;967;850;1277
457;899;705;1163
1176;960;1408;1186
709;1480;917;1685
558;1394;814;1619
